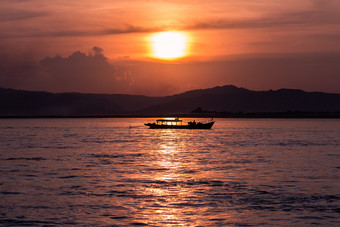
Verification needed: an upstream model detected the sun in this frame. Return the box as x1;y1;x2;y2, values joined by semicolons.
150;31;188;60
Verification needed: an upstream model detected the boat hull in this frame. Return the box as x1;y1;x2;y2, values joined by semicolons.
145;121;214;129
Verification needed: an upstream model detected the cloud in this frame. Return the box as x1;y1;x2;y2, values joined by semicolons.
0;0;46;23
0;9;46;22
103;25;161;35
0;24;163;39
0;47;134;94
27;6;339;39
116;52;340;95
1;0;339;40
92;46;103;54
0;52;42;89
1;47;340;96
186;9;340;31
39;48;133;93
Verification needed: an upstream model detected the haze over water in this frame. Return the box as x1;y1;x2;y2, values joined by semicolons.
0;118;339;226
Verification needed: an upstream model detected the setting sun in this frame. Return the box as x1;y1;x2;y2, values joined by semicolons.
150;31;188;60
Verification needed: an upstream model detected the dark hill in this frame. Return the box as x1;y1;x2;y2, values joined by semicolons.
140;85;340;114
0;88;162;116
0;85;340;116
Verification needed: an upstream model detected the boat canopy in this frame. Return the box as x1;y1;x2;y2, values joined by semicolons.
156;117;182;123
156;117;182;126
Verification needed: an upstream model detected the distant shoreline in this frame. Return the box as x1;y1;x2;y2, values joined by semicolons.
1;112;340;119
2;86;340;117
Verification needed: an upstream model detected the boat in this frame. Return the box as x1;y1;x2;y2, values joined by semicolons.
144;117;215;129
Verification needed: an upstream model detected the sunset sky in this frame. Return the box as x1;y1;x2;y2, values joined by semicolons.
1;0;340;96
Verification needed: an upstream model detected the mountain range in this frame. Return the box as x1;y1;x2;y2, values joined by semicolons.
1;85;340;116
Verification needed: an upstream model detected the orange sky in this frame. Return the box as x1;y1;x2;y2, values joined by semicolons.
1;0;340;95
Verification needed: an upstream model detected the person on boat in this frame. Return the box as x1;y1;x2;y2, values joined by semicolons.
189;120;196;125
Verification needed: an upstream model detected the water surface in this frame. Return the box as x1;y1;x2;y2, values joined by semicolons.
0;118;339;226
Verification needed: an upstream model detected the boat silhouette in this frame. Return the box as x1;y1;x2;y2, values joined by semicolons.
145;117;215;129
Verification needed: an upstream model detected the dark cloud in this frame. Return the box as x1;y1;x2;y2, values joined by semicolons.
2;10;336;39
0;9;46;22
0;52;41;89
118;52;340;95
186;9;340;31
185;0;340;31
1;1;339;39
39;49;132;93
0;25;162;39
0;47;133;94
1;48;340;96
103;25;161;35
92;46;103;54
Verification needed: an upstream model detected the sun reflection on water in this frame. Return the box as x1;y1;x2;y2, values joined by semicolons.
121;126;243;226
143;129;191;226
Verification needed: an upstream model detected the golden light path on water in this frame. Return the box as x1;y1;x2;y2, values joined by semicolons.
139;129;236;226
143;130;188;225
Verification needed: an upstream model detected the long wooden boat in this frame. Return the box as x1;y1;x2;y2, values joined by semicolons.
145;117;215;129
